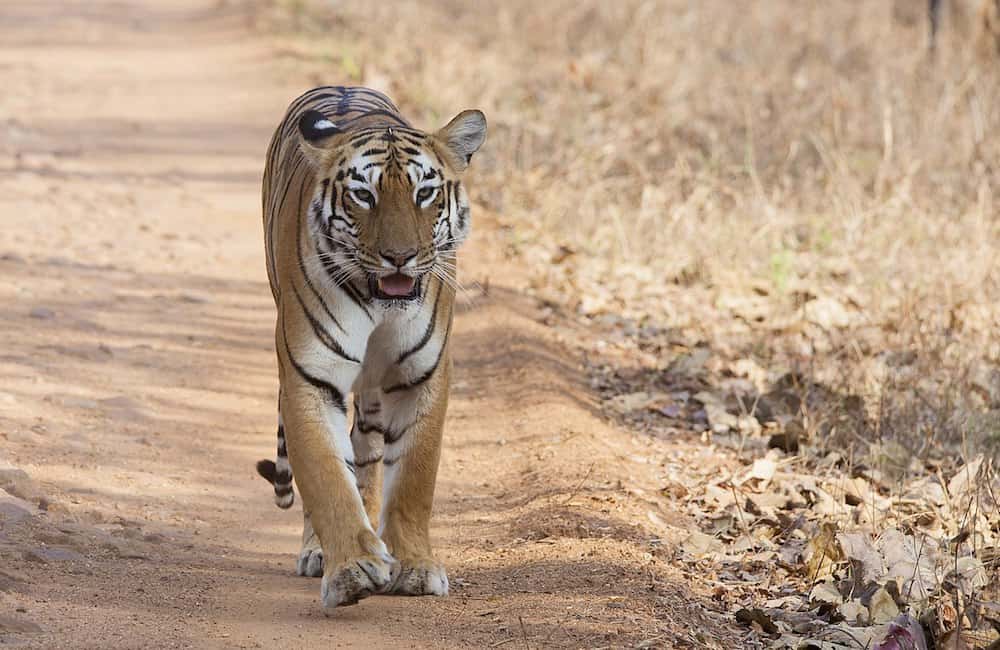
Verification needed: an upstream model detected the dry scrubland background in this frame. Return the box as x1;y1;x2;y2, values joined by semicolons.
267;0;1000;449
261;0;1000;644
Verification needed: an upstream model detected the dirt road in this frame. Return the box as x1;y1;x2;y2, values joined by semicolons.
0;2;729;647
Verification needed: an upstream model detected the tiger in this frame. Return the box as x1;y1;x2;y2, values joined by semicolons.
254;86;486;610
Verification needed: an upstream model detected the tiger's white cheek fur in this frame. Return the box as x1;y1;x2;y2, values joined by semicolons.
452;182;472;244
300;253;375;349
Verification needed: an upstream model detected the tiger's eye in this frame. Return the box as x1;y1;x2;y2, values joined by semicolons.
353;189;374;206
416;187;435;203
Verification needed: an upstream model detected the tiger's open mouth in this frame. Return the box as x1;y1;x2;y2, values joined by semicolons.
370;273;421;301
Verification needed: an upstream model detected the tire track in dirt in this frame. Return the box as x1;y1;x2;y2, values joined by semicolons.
0;2;735;647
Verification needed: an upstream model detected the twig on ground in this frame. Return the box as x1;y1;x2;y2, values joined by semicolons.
560;463;595;505
729;484;754;551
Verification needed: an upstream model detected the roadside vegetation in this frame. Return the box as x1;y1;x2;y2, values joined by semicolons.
261;1;1000;646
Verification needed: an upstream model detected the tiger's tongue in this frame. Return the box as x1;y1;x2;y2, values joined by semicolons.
378;273;416;297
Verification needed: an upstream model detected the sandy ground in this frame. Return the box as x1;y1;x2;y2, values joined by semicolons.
0;2;734;648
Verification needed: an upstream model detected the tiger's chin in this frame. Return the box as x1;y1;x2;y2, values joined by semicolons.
369;272;423;304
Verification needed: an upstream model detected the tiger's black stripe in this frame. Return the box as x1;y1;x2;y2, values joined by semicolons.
356;421;385;434
455;182;469;231
385;316;452;394
314;178;330;223
333;110;409;129
291;282;360;363
295;200;348;333
329;184;355;231
439;181;454;241
266;154;308;299
280;314;347;413
320;256;373;320
397;280;442;364
349;135;377;148
279;87;340;138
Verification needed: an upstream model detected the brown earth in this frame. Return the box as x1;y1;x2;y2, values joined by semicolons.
0;2;737;648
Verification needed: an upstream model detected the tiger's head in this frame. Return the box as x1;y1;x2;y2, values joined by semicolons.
298;108;486;305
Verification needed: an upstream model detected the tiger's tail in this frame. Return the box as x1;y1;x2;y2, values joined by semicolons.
256;415;294;508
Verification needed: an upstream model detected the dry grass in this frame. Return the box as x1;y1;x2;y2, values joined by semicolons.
262;0;998;448
258;0;1000;644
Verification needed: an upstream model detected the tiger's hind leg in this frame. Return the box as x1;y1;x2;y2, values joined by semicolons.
297;511;324;577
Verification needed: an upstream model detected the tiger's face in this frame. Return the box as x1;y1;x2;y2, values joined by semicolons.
298;109;486;305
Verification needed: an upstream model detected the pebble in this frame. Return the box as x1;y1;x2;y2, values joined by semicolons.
28;307;55;320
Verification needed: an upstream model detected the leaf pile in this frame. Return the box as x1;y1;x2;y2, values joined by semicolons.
573;300;1000;648
677;450;1000;647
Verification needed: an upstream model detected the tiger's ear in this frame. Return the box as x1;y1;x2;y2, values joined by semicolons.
298;109;343;165
436;109;487;171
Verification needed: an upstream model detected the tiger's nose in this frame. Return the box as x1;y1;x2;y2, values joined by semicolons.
380;248;417;268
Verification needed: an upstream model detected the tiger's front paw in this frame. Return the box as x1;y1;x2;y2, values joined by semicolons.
320;538;398;610
386;558;449;597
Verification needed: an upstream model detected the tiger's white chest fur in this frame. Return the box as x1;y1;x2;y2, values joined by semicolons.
294;251;444;394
